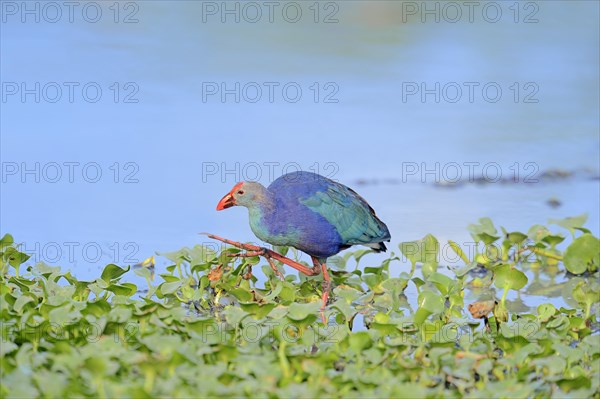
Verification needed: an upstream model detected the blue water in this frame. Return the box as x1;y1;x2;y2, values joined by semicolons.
2;1;599;293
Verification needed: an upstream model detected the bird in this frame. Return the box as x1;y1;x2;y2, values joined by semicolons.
209;171;391;323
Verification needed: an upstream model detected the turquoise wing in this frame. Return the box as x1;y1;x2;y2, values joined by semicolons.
300;183;390;246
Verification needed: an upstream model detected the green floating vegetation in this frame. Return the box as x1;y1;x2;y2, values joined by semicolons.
1;216;599;398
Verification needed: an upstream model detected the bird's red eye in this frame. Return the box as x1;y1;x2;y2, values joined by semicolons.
237;190;245;195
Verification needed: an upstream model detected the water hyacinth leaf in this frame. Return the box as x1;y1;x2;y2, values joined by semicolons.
426;323;460;343
427;272;453;296
277;282;296;303
100;264;130;282
412;277;426;290
552;342;584;367
499;319;540;340
230;287;253;302
556;377;592;392
477;232;500;245
364;266;384;275
4;247;31;268
223;306;248;326
418;290;445;314
159;273;180;283
483;243;501;262
362;273;384;292
0;233;14;249
399;234;439;266
238;302;276;318
468;217;497;235
454;262;477;277
494;265;528;291
541;234;565;247
0;341;18;357
108;306;133;323
528;224;551;242
572;280;599;318
468;218;499;242
159;280;183;295
273;245;289;258
537;303;557;322
448;240;470;264
186;316;218;335
134;267;152;279
563;234;600;274
8;276;36;291
331;298;355;321
506;231;528;245
549;213;588;236
157;247;192;264
13;295;35;314
106;282;137;296
348;331;372;352
166;264;177;274
287;302;321;321
381;277;408;293
371;312;400;334
30;262;61;277
188;244;218;264
83;356;110;376
327;255;346;271
191;262;211;274
421;262;437;279
48;304;82;325
84;300;111;317
242;256;261;268
530;356;567;376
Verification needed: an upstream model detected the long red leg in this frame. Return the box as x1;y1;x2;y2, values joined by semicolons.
312;257;331;324
206;234;318;276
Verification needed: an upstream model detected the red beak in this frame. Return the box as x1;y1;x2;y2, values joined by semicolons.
216;192;235;210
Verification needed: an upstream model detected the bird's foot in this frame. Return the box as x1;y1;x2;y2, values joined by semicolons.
226;247;285;280
207;234;286;280
319;279;331;324
228;249;268;258
311;264;321;275
312;257;331;325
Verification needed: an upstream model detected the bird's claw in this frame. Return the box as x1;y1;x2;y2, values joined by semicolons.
232;251;286;281
227;249;267;258
214;238;285;281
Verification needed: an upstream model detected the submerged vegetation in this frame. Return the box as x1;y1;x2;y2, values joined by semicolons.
1;216;599;398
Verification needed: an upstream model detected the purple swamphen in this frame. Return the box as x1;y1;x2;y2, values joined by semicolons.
209;171;391;322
